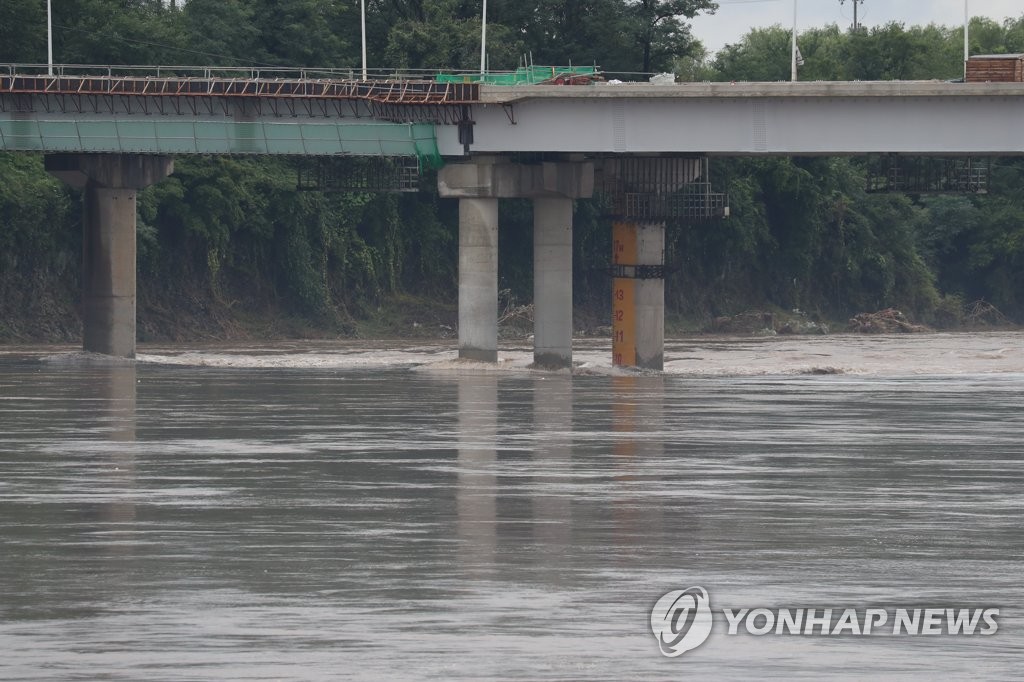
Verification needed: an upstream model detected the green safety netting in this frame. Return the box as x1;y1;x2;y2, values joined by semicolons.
0;117;443;162
436;65;599;85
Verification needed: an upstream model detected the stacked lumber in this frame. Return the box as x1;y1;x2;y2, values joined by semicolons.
965;54;1024;82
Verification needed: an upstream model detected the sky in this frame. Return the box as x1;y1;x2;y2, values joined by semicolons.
690;0;1024;55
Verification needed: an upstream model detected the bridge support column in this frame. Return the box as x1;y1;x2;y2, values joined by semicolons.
532;197;573;369
606;157;703;372
612;221;665;371
635;223;665;371
45;154;174;358
439;158;593;365
458;197;500;362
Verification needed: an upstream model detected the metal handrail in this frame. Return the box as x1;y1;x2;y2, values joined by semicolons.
1;65;482;105
1;62;608;81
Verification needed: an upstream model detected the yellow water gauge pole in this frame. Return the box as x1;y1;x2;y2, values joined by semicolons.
612;221;638;367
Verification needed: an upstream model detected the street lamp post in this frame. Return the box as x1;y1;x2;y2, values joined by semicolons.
47;0;53;76
964;0;970;79
361;0;367;80
480;0;488;75
838;0;863;32
791;0;798;82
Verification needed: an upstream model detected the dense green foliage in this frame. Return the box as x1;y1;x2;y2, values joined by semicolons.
1;2;1023;340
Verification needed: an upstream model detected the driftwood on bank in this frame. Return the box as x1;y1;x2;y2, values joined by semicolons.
710;311;775;334
847;308;929;334
708;310;829;335
964;300;1011;328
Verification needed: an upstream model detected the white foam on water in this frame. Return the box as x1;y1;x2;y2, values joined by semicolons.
134;341;457;370
659;332;1024;377
20;331;1024;377
39;351;137;367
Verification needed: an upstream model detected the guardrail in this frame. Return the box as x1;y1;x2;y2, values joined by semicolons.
1;62;653;83
3;62;618;80
0;64;481;106
3;63;463;81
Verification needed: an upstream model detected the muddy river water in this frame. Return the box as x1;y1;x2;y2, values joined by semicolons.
0;333;1021;679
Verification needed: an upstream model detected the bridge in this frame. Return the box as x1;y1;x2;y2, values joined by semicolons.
5;64;1024;368
457;80;1024;156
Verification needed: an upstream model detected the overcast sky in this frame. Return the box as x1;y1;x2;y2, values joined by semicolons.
690;0;1024;55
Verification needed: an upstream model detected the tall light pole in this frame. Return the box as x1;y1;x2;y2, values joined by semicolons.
480;0;488;75
964;0;970;79
360;0;367;80
791;0;798;82
839;0;863;32
47;0;53;76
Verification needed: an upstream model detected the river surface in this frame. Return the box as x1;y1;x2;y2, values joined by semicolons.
0;333;1022;680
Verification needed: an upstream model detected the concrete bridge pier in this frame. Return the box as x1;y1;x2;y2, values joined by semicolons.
634;223;666;371
611;220;666;371
439;159;593;366
458;197;500;362
46;154;174;358
532;197;573;369
606;157;703;372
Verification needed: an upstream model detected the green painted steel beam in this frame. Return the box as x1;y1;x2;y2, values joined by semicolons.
0;117;439;158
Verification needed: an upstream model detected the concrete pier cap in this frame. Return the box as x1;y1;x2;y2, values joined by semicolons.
45;153;174;358
438;157;594;200
45;153;174;190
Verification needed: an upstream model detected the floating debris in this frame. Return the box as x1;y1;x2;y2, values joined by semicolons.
848;308;929;334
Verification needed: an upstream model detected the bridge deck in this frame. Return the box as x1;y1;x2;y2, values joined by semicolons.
479;80;1024;103
440;80;1024;156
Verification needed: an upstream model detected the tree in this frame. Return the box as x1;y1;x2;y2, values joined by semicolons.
182;0;263;67
491;1;634;71
629;0;716;73
381;0;523;70
44;0;185;65
713;26;793;81
245;0;352;68
0;0;46;63
1004;16;1024;52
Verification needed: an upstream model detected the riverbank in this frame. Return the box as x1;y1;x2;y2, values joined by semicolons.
1;286;1017;347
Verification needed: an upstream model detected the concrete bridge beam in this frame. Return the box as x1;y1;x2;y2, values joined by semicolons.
45;154;174;358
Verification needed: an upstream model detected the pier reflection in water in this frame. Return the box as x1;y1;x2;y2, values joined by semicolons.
0;345;1021;680
611;375;665;554
532;376;573;580
457;374;498;576
100;365;138;525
